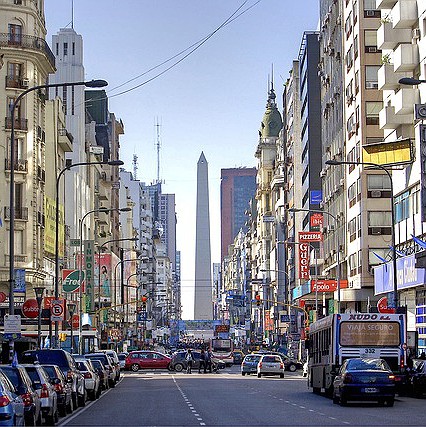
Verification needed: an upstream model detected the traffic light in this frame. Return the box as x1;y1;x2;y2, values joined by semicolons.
255;292;261;307
141;295;148;311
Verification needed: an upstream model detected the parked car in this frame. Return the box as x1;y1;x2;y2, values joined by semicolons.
42;365;73;416
21;364;59;425
168;350;223;373
20;349;85;409
0;365;42;426
125;351;172;372
241;354;262;376
117;353;127;371
332;358;396;406
98;350;120;382
257;354;285;378
89;360;109;391
0;369;25;426
407;358;426;397
83;353;116;388
74;359;100;401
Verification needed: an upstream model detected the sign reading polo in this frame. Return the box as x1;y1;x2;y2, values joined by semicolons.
62;269;85;293
22;299;40;319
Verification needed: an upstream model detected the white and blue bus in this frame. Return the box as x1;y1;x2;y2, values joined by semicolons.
307;313;406;395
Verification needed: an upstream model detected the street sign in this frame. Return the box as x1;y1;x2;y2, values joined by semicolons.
22;299;40;319
70;239;80;247
4;315;21;338
51;299;65;321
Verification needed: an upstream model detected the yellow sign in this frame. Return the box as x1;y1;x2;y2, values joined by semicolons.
362;138;413;166
44;196;64;257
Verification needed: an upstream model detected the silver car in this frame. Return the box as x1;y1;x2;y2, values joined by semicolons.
22;364;58;425
257;355;285;378
74;359;100;401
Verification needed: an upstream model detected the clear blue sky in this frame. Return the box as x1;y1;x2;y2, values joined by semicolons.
44;0;319;319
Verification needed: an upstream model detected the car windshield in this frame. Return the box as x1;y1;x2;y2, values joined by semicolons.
245;355;260;362
346;358;388;371
0;368;20;387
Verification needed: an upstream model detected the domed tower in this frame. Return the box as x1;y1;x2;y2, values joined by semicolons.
260;84;283;139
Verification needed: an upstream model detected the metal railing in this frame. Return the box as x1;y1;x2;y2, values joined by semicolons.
4;206;29;220
0;33;55;68
5;117;28;131
5;158;28;172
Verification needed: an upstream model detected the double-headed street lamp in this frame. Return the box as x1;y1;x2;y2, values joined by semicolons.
54;159;123;347
77;207;130;354
34;286;45;349
326;158;399;311
289;207;341;313
7;79;107;360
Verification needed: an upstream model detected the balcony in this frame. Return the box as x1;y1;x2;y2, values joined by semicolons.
4;158;28;172
391;0;417;29
4;206;29;220
377;21;412;50
392;87;419;115
5;75;29;89
379;105;412;129
0;33;55;69
377;64;409;90
58;128;73;152
376;0;397;8
393;43;419;72
5;117;28;131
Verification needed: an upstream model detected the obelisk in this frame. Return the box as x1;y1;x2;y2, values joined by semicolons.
194;152;213;320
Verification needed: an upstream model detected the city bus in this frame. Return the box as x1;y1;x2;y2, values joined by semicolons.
209;338;234;366
307;313;406;395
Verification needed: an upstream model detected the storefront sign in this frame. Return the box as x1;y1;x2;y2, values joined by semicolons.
311;279;349;293
298;242;310;280
84;240;95;311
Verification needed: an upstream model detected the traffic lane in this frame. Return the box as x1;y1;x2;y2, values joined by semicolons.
176;373;346;426
61;373;198;426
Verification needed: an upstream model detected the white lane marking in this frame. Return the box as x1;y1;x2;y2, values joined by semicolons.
173;376;206;426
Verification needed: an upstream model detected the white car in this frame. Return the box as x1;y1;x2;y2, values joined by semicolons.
74;359;101;401
257;354;285;378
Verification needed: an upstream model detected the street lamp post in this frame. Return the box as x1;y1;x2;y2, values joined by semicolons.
53;159;123;348
124;273;139;345
67;302;77;354
77;207;129;354
7;79;107;361
289;207;341;313
34;286;45;349
326;158;399;310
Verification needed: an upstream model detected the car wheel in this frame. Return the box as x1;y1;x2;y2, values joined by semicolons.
131;363;140;372
257;373;261;378
174;363;184;372
241;372;246;376
288;364;297;372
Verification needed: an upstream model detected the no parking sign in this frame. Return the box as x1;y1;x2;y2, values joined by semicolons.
51;299;65;321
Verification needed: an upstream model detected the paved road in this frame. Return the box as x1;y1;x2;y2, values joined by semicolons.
59;366;426;426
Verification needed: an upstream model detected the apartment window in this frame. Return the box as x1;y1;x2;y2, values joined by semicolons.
349;217;357;241
14;230;24;255
357;213;361;237
8;24;22;44
353;1;358;24
345;13;352;38
63;86;67;114
71;86;75;115
366;101;382;125
7;137;24;163
365;30;379;53
364;0;380;17
395;190;410;223
354;35;358;59
72;42;75;55
7;96;22;119
346;44;354;71
367;174;391;198
365;137;384;146
349;253;359;276
63;42;68;56
369;248;388;268
347;113;355;135
366;66;380;89
345;80;354;103
355;70;360;93
56;42;59;55
8;62;22;79
367;211;392;235
348;182;357;208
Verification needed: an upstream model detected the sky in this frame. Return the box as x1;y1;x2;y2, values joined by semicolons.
44;0;319;319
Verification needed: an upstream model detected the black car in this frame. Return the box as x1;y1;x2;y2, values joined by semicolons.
42;365;73;416
169;350;224;372
20;349;86;408
83;353;116;388
408;358;426;397
333;358;396;406
0;365;42;426
89;359;109;391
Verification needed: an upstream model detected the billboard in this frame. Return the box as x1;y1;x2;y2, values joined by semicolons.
362;138;413;166
44;196;64;257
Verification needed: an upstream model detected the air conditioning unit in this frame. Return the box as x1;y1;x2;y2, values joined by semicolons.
371;190;382;198
14;0;23;4
21;78;29;88
367;46;378;53
413;28;420;40
415;104;426;120
366;81;379;89
366;10;375;17
370;227;382;235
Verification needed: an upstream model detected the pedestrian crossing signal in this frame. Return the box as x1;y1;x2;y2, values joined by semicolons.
255;293;261;306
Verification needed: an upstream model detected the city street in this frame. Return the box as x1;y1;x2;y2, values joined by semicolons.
59;366;426;426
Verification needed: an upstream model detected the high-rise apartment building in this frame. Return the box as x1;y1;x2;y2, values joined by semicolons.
220;168;257;262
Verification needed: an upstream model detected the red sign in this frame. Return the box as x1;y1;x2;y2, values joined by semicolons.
299;231;323;242
71;314;79;329
377;297;396;314
311;280;349;292
299;242;310;280
22;299;40;319
310;213;323;229
0;292;6;303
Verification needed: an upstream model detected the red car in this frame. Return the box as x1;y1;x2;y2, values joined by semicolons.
125;351;172;372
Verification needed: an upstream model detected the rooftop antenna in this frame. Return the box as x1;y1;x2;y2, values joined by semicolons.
132;154;138;180
71;0;74;29
155;118;163;184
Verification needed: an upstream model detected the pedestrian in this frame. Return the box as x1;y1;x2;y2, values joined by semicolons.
199;349;206;373
186;349;194;374
205;349;212;373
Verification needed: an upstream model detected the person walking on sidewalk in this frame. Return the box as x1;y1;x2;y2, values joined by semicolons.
186;349;194;374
